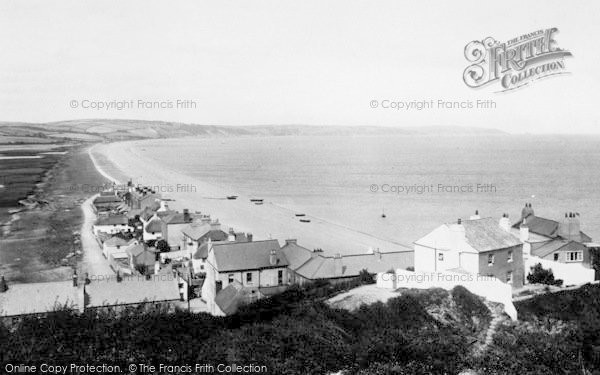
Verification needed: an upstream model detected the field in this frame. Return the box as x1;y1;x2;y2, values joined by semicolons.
0;144;109;283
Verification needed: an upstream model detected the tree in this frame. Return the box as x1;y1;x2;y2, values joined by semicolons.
156;239;170;253
527;263;563;286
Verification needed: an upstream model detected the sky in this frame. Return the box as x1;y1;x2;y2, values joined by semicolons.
0;0;598;133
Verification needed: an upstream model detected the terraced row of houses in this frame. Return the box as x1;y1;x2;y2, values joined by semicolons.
1;180;597;320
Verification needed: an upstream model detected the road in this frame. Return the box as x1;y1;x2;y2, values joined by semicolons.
79;194;114;279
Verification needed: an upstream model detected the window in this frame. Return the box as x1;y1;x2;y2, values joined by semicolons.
554;253;559;261
507;250;513;262
228;274;234;283
566;251;583;262
246;272;253;283
506;271;513;284
278;270;284;285
488;254;494;266
438;253;444;261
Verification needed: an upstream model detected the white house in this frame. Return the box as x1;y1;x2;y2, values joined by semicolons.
102;237;138;259
414;214;524;288
92;215;134;236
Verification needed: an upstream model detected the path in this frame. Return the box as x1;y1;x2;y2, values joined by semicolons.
79;194;114;278
471;301;503;357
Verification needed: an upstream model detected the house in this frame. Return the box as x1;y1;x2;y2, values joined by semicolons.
182;219;231;273
202;239;289;315
92;215;134;236
414;214;524;288
126;186;161;210
92;194;123;212
281;239;413;285
512;203;596;268
126;243;159;274
84;273;181;310
0;276;83;320
161;209;196;246
0;271;182;320
142;213;165;242
102;236;138;259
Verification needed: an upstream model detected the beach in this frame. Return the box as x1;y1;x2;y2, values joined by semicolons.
90;141;413;256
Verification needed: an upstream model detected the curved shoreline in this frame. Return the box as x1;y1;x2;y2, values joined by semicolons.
89;139;413;256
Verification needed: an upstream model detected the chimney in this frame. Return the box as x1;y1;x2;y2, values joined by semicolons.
247;233;253;242
470;210;480;220
311;248;321;258
558;211;581;241
228;227;235;242
499;213;511;232
520;218;529;242
269;249;278;266
183;209;190;222
285;239;297;246
333;253;343;277
154;261;161;274
72;270;78;287
0;276;7;292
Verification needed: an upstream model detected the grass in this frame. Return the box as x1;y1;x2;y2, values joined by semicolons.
0;145;110;283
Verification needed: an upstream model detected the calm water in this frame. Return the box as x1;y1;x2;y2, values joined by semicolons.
134;135;600;245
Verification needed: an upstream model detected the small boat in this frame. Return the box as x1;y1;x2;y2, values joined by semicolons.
250;198;264;203
226;195;238;200
299;218;311;223
381;208;386;218
295;213;306;217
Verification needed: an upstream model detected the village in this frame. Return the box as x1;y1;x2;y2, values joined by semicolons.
0;181;598;322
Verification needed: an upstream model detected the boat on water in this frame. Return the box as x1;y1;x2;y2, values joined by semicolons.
250;198;264;202
299;218;311;223
381;208;386;218
227;195;238;200
295;213;306;217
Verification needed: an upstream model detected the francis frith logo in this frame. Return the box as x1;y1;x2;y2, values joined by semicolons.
463;28;572;92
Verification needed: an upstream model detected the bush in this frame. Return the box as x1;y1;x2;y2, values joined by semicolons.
527;263;563;286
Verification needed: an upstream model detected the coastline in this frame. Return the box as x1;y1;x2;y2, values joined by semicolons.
89;139;413;256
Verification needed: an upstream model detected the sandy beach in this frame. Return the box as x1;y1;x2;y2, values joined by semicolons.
90;140;413;256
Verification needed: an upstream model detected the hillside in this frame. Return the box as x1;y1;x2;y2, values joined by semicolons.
0;119;508;144
5;278;590;375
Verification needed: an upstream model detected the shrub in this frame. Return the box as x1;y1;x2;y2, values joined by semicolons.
527;263;563;286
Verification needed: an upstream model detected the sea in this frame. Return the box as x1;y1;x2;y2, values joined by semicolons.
130;134;600;246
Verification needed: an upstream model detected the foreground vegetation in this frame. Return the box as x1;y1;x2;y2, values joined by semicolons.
2;280;598;374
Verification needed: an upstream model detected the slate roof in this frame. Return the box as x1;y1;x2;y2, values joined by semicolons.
162;212;194;225
126;243;147;257
85;275;180;308
103;236;135;247
95;215;129;226
214;281;248;315
512;215;592;242
461;218;522;252
0;281;80;317
282;241;413;280
212;240;287;272
93;195;122;204
182;224;228;242
532;239;588;258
